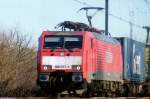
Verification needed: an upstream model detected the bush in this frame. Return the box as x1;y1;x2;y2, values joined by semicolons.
0;29;37;96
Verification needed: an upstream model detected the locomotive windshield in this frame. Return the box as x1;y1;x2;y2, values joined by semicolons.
44;36;82;49
64;37;82;49
44;37;62;48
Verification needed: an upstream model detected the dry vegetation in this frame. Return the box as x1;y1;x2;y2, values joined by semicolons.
0;29;37;96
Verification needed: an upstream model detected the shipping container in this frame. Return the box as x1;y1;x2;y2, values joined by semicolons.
116;37;145;82
145;45;150;81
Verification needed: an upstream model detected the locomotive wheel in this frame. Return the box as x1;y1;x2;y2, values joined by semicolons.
106;91;112;97
81;80;92;97
67;83;77;96
121;85;129;96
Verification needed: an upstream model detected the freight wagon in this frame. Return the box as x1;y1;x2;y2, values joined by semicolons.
37;29;145;96
145;45;150;81
116;37;145;96
116;37;145;82
143;45;150;96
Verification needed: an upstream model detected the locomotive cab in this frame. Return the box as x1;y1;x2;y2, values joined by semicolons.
37;31;86;91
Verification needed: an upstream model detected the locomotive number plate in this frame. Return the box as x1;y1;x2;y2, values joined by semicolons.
53;65;71;69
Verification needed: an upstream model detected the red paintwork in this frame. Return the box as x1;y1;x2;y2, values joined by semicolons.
95;40;122;73
81;32;123;81
37;31;123;81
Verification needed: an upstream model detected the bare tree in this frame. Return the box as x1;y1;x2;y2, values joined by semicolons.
0;29;37;96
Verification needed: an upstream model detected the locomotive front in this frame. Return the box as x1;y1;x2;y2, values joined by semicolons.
37;31;84;91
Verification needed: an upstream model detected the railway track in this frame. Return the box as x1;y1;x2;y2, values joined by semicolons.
5;96;147;99
33;83;150;98
35;87;150;98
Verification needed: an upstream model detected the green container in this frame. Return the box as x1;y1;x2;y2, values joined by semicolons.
145;45;150;81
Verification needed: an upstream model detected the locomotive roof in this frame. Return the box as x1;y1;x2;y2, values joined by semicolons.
42;31;120;45
92;32;120;45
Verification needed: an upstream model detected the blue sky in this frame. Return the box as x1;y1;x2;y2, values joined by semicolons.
0;0;149;46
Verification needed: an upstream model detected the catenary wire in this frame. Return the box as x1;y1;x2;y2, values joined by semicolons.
73;0;143;29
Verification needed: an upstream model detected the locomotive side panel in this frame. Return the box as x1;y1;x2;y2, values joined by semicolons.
82;32;96;82
91;34;123;82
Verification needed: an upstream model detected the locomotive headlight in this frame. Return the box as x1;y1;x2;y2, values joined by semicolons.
44;66;48;70
77;66;80;70
72;65;80;70
43;65;52;70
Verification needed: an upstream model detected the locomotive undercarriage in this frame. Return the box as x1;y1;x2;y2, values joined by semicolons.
82;80;122;97
81;80;143;97
37;72;83;94
37;72;143;97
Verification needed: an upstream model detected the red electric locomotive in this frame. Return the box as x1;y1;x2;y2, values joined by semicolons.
37;6;146;96
37;30;123;96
